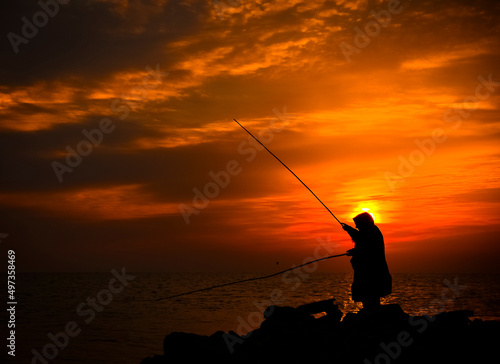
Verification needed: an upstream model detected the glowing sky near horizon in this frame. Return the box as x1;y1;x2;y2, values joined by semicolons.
0;0;499;273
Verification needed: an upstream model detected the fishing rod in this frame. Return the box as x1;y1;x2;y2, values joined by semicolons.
155;120;351;303
155;253;347;302
233;118;343;226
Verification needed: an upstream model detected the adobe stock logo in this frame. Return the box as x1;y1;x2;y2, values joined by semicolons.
384;74;499;192
31;268;135;364
7;0;70;55
178;107;290;225
51;119;115;183
51;63;168;183
340;0;406;63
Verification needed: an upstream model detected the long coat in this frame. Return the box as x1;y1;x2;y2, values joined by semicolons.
344;224;392;302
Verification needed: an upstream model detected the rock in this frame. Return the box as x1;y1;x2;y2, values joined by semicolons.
262;298;343;327
162;330;232;362
296;298;340;316
143;301;500;364
432;309;474;327
261;304;315;330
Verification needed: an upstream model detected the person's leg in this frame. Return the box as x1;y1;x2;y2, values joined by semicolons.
362;297;380;310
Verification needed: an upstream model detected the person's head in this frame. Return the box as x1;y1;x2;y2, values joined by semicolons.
353;212;375;230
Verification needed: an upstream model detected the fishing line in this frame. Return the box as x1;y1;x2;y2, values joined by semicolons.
233;118;343;226
155;253;347;302
155;120;350;302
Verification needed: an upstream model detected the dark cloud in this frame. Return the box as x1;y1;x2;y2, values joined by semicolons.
0;115;163;189
0;0;210;87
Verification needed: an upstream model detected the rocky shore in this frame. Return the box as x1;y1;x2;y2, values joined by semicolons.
141;299;500;363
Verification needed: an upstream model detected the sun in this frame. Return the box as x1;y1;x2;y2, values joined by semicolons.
361;207;376;221
349;201;386;223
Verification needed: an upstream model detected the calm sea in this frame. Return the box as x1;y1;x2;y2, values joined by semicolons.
4;272;500;363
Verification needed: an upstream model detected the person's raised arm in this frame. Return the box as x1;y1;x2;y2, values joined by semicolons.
342;223;360;256
342;223;359;239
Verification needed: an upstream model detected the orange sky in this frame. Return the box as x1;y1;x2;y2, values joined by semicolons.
1;0;499;273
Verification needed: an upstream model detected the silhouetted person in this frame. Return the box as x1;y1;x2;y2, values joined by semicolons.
342;212;392;310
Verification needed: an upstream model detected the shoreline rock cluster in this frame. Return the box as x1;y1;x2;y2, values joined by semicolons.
141;299;500;363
